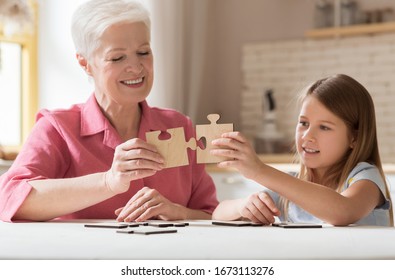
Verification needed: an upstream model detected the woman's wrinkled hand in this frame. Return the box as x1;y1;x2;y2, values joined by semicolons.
114;187;186;222
105;138;164;194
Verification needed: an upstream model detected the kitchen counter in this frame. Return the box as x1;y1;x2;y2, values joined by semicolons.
205;154;395;174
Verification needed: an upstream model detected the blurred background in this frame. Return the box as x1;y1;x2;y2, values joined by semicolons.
2;0;395;162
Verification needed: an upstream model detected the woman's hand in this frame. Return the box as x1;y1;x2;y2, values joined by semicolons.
105;138;164;194
115;187;186;222
211;131;264;180
237;191;280;224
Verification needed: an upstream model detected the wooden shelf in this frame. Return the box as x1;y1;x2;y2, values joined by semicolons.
305;21;395;39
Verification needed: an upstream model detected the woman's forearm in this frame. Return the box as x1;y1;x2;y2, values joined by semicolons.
13;172;115;221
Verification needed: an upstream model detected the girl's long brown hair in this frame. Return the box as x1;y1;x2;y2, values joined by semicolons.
281;74;393;225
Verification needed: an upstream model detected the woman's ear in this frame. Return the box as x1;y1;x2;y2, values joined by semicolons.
76;54;92;75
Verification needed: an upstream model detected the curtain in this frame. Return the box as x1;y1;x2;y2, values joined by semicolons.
183;0;210;122
145;0;210;123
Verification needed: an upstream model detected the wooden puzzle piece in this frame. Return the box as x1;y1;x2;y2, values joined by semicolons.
84;223;129;229
116;228;178;234
196;114;233;164
272;222;322;228
132;228;178;235
147;221;189;227
146;127;196;168
212;221;264;227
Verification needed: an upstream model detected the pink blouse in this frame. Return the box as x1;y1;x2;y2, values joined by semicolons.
0;95;218;222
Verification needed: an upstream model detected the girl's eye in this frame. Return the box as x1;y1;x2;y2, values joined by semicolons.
320;125;330;131
299;121;308;127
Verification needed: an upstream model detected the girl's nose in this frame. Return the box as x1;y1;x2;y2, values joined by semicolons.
302;128;315;142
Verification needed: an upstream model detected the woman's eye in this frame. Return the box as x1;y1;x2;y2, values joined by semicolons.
138;51;150;56
110;56;124;62
106;55;125;62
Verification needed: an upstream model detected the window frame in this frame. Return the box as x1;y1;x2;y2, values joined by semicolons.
0;0;38;155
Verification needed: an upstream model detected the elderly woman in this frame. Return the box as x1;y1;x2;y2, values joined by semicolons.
0;0;218;222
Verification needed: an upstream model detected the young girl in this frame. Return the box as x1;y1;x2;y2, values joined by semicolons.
212;74;392;226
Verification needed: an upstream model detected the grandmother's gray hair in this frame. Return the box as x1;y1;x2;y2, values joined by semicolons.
71;0;151;60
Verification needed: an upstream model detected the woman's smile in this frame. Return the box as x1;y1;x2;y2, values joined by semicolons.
121;77;144;87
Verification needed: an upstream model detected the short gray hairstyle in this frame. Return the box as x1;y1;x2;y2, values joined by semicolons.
71;0;151;59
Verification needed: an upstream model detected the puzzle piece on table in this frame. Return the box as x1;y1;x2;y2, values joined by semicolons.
212;221;264;227
147;221;189;227
146;127;197;168
132;228;178;235
272;222;322;228
84;223;129;229
147;222;175;227
196;114;233;164
116;228;178;235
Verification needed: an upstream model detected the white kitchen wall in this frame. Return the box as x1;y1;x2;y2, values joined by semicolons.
241;33;395;162
37;0;92;110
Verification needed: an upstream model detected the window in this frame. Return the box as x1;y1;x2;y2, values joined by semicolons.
0;0;38;156
0;42;22;146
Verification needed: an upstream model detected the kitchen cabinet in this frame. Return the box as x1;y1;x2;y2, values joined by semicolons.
307;0;395;39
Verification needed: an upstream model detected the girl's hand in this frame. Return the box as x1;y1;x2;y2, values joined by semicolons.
105;138;164;194
238;191;280;224
211;131;264;180
114;187;186;222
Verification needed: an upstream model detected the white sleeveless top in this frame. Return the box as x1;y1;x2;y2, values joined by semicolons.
270;162;392;226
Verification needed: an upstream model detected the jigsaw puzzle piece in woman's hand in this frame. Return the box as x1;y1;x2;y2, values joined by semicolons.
146;127;196;168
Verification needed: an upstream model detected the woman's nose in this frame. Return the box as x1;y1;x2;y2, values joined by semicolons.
126;64;143;74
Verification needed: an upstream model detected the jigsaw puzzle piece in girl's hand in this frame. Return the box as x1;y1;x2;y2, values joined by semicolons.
196;114;233;164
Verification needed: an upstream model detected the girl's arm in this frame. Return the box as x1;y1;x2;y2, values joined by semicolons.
247;164;382;225
211;132;384;226
212;192;280;224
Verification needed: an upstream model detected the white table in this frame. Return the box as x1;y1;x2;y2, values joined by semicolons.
1;220;394;260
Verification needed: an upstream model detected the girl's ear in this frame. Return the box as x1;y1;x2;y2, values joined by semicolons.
350;137;356;149
76;54;92;76
349;129;358;149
